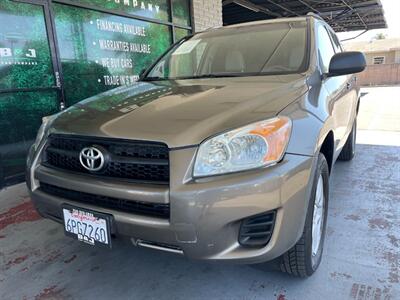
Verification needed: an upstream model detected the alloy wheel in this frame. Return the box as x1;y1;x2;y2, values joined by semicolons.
311;174;325;266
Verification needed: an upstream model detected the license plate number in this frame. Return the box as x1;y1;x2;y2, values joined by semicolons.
62;206;111;248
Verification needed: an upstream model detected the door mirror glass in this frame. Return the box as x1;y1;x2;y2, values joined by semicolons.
328;51;366;77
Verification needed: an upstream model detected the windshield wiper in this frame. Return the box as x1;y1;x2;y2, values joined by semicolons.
141;76;168;82
174;73;247;80
142;73;250;81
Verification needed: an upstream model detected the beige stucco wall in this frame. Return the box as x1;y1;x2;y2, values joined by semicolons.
357;64;400;86
395;50;400;64
365;51;397;65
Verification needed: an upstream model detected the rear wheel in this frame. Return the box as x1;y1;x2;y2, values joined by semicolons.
338;119;357;161
279;153;329;277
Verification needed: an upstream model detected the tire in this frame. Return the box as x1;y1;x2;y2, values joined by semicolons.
279;153;330;277
338;119;357;161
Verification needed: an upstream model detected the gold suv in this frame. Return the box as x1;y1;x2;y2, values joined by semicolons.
27;15;366;277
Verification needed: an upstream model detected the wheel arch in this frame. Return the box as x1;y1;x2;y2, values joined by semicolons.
356;97;361;115
319;130;334;173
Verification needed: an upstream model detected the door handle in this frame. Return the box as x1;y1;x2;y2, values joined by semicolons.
346;82;351;90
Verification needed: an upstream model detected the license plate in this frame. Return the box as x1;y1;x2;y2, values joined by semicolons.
62;205;112;248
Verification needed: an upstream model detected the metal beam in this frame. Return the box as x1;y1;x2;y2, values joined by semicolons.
222;0;387;31
341;0;368;29
298;0;320;14
222;0;281;17
263;0;300;16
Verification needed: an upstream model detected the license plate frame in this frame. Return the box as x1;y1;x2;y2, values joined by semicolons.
62;204;112;248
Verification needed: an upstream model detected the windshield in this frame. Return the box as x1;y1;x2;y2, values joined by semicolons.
145;21;308;80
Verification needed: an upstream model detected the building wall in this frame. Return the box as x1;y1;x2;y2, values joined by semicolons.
365;51;396;65
357;64;400;86
395;50;400;64
192;0;223;32
359;49;400;86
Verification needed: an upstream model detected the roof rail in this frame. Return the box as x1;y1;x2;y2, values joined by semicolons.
306;12;324;21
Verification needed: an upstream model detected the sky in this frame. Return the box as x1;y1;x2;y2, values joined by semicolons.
337;0;400;42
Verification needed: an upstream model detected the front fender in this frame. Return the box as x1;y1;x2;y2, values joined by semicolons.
279;93;336;157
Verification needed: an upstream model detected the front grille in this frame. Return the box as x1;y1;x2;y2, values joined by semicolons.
39;183;170;219
43;134;169;184
239;211;276;247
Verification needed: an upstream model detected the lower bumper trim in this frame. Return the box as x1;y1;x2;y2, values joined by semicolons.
134;239;184;255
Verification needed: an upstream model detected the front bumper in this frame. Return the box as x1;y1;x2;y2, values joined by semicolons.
27;145;317;264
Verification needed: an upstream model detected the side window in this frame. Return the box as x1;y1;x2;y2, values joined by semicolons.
329;30;343;53
317;25;336;74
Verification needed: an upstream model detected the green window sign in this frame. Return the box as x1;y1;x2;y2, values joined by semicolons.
66;0;170;22
172;0;191;27
53;3;172;106
174;28;191;41
0;1;59;186
0;1;55;89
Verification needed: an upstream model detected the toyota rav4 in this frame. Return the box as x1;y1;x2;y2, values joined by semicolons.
26;15;366;277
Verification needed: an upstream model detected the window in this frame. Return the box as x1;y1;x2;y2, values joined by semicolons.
373;56;385;65
53;3;173;105
146;21;309;80
317;24;336;74
0;2;55;90
328;30;343;53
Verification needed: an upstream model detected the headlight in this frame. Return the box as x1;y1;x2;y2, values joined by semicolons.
193;117;292;177
33;114;58;151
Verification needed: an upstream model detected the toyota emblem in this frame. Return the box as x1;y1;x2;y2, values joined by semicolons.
79;146;105;172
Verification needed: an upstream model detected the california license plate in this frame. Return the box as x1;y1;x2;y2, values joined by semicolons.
62;205;112;248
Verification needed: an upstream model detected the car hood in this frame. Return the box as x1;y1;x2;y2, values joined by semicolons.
52;75;308;148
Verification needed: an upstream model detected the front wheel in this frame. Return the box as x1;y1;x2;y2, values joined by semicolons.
338;119;357;161
279;153;329;277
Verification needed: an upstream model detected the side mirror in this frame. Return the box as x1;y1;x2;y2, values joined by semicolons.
327;51;366;77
